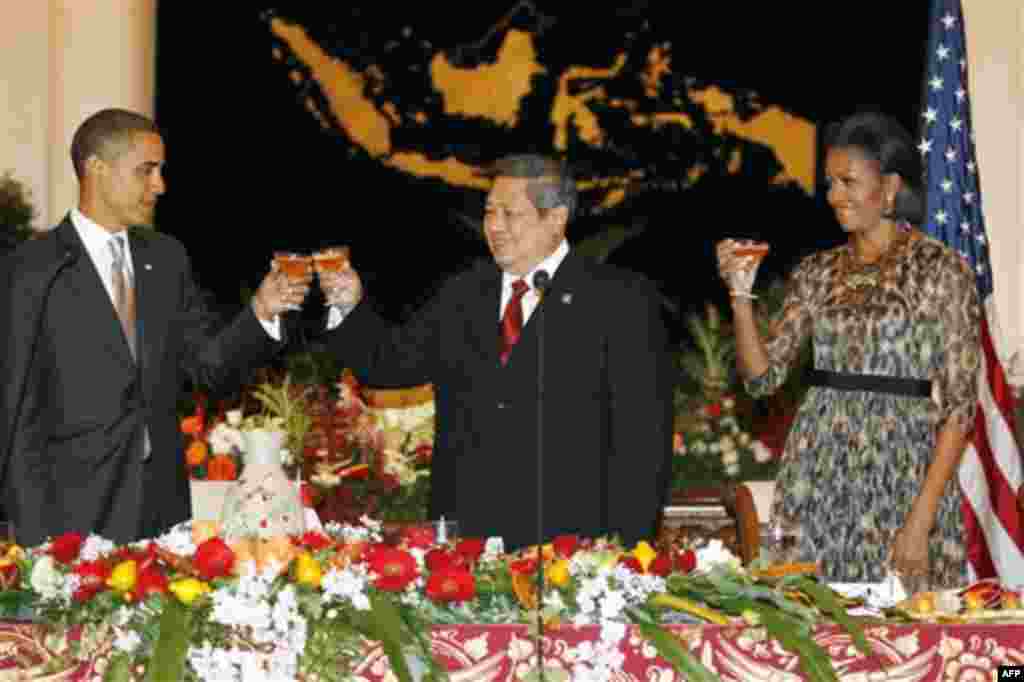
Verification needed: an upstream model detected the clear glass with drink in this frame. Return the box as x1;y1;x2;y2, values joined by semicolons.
273;251;313;310
312;246;350;274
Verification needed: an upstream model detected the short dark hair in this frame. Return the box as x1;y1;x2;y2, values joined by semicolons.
823;112;925;225
483;154;577;221
70;108;161;180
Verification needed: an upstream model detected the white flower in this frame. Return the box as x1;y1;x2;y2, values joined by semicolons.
720;449;739;467
708;442;720;454
696;539;741;571
724;463;741;477
226;409;243;427
693;441;708;455
79;535;116;562
752;440;774;463
113;628;143;654
737;432;751;446
722;397;735;410
155;524;197;558
209;423;245;454
29;556;64;602
719;436;736;452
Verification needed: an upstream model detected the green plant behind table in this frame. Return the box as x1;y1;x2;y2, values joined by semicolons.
0;171;36;250
672;280;811;490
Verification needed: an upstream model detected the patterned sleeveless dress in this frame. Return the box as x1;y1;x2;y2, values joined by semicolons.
746;228;981;588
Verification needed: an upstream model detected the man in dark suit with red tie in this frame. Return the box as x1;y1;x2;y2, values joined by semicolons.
0;108;309;547
320;154;674;550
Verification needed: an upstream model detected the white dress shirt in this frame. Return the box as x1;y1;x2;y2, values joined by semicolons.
70;209;280;340
498;239;569;323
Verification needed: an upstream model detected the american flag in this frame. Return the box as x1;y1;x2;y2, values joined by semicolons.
918;0;1024;582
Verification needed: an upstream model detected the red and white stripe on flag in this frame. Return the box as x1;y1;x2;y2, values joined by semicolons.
958;305;1024;582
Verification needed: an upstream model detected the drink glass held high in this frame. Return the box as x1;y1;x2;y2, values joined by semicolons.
273;252;312;311
312;246;350;274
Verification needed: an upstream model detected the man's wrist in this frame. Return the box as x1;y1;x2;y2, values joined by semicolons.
251;296;273;322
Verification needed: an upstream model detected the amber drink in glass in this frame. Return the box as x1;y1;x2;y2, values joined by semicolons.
312;246;350;274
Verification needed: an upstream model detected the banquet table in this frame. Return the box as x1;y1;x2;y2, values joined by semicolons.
1;619;1021;681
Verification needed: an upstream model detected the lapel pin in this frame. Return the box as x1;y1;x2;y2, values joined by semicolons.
144;264;152;271
561;293;573;304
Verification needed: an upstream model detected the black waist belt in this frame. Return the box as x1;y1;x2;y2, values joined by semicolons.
807;368;932;398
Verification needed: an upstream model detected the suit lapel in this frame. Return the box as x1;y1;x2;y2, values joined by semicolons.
56;221;135;370
518;251;587;349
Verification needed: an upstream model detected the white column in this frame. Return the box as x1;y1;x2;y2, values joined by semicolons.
963;0;1024;377
48;0;157;226
0;4;52;229
0;1;155;230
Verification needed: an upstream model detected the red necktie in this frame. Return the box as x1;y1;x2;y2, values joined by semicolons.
499;279;529;365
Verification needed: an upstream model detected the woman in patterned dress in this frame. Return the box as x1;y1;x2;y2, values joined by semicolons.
716;112;981;588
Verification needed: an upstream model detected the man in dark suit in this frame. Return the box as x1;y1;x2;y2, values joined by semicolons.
0;108;308;547
320;154;673;550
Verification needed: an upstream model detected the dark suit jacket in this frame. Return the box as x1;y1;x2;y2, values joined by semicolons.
325;252;674;550
0;217;281;546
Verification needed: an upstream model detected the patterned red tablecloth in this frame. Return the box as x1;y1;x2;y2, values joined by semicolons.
1;619;1021;680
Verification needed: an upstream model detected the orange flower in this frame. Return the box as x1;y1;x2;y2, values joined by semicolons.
206;454;237;481
180;415;204;436
185;440;209;467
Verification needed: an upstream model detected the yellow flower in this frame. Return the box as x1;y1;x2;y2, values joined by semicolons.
545;559;570;588
107;560;137;593
294;552;323;588
632;541;657;572
169;578;210;605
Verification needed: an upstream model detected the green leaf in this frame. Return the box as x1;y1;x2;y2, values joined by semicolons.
354;593;415;682
629;610;722;682
103;653;134;682
755;606;838;682
144;599;193;682
792;578;875;661
520;667;570;682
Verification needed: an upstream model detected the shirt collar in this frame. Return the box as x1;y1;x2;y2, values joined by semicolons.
70;208;132;270
502;239;569;291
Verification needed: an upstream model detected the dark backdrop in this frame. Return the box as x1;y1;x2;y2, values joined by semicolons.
154;2;929;329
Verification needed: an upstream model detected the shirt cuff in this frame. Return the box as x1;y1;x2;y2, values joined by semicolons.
258;315;282;341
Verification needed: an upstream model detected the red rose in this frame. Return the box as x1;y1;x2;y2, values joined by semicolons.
705;403;722;418
414;444;433;463
72;560;111;602
675;549;697;574
300;483;318;508
400;525;437;550
552;534;579;558
368;548;419;592
509;558;538;575
425;569;475;603
136;567;169;598
619;556;644;573
50;532;84;564
424;548;459;573
454;538;485;564
649;553;673;577
296;531;331;551
193;538;235;581
0;562;18;590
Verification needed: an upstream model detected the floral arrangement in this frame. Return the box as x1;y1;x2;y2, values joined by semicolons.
181;377;313;481
305;372;434;524
0;520;880;682
672;394;779;489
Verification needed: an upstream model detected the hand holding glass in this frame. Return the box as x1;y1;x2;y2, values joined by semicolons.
273;252;312;311
312;246;350;274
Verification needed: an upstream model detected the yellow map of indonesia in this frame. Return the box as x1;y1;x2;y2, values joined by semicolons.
270;17;816;210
